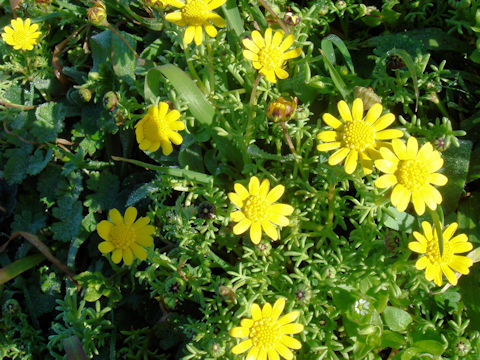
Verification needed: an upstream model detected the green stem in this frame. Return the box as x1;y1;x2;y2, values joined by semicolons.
327;183;336;225
207;42;215;94
428;207;444;257
245;73;262;147
184;45;207;94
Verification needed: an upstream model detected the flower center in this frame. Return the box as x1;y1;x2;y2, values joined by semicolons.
258;46;284;72
426;233;453;264
12;28;29;45
342;120;375;151
182;0;208;25
110;224;136;249
143;114;168;142
243;195;269;222
396;159;429;191
249;318;281;350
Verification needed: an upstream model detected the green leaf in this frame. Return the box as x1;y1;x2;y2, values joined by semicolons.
3;144;32;184
90;30;111;73
382;206;415;233
412;340;445;355
27;148;53;176
381;330;405;348
84;171;121;211
222;0;245;37
111;30;136;82
321;34;356;74
33;102;66;143
12;208;47;233
441;140;472;214
319;49;349;101
126;183;160;207
51;195;83;243
0;253;45;284
63;335;88;360
383;306;412;332
145;64;215;125
179;135;205;173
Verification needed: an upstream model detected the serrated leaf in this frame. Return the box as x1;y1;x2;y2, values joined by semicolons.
27;148;53;176
33;102;66;143
84;171;120;211
51;196;83;243
3;145;32;184
112;30;136;82
12;208;47;234
383;306;412;332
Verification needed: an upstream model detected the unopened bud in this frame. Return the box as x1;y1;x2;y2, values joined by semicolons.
284;12;301;26
103;91;118;111
88;1;108;26
79;88;92;102
267;96;298;123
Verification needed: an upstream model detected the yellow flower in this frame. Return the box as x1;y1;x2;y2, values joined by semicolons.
135;102;185;155
374;137;448;215
165;0;226;45
229;298;304;360
229;176;294;244
242;28;302;83
1;18;41;51
316;98;403;175
408;221;473;286
97;207;155;266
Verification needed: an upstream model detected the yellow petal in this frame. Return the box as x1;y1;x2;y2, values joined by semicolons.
275;67;289;80
375;158;398;174
269;214;289;226
261;220;278;240
233;218;251;235
274;343;293;360
283;48;301;60
264;28;272;46
322;113;343;129
317;142;342;152
328;147;349;166
280;335;302;349
443;223;458;242
272;30;284;47
441;263;457;286
427;157;444;173
344;149;358;174
259;178;270;198
266;185;285;203
230;211;246;222
392;139;407;160
207;12;226;27
364;103;382;124
123;248;134;265
251;30;265;48
408;241;426;254
98;241;114;253
246;346;259;360
243;38;259;52
165;11;183;22
262;302;273;317
258;349;267;360
280;324;304;335
194;25;203;45
203;23;217;37
379;146;398;163
337;100;352;122
139;138;152;151
131;243;148;261
112;248;123;264
272;298;286;320
166;109;181;123
317;130;339;142
376;129;404;140
415;256;429;270
267;349;280;360
450;255;473;273
228;192;244;208
277;311;300;326
406;136;418;158
279;34;294;52
451;242;472;254
241;318;254;328
136;235;154;247
262;69;276;83
249;176;260;195
359;152;373;175
351;98;364;121
184;26;195;44
270;203;293;216
450;233;468;244
391;184;410;212
234;183;250;200
229;327;249;338
251;303;262;320
232;339;252;354
160;139;173;155
109;208;123;225
373;113;395;130
412;191;426;215
375;174;397;188
149;141;162;152
429;173;448;186
250;222;262;244
124;207;137;225
97;220;113;240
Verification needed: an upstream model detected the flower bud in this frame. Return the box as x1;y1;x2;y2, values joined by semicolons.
197;201;216;219
88;1;108;26
79;88;92;102
267;96;298;123
103;91;118;111
283;12;301;26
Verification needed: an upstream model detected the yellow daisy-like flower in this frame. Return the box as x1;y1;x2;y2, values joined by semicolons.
165;0;226;45
228;176;294;244
316;98;404;175
96;207;155;266
1;18;41;51
229;298;304;360
408;221;473;286
242;28;302;83
374;137;448;215
135;102;185;155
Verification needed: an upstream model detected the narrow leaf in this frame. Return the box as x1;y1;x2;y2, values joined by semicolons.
0;253;45;284
222;0;245;37
321;34;356;74
63;335;88;360
385;49;419;111
319;49;349;101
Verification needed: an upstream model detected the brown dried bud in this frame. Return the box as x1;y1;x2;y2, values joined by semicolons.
284;12;301;26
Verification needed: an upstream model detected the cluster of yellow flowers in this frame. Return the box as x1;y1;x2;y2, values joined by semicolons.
316;98;473;288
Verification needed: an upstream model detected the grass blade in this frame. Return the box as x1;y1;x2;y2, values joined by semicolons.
0;253;45;284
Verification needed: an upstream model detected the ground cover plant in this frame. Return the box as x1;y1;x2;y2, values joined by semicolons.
1;0;480;358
